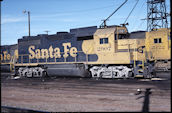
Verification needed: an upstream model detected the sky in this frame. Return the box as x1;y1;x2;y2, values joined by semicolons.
1;0;170;45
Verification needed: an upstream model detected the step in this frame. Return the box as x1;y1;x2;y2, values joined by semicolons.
135;75;144;78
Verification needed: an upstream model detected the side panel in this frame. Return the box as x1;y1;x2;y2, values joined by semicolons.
17;34;98;65
118;39;145;61
145;28;171;60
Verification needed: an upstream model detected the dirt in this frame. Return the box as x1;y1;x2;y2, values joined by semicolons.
1;72;171;112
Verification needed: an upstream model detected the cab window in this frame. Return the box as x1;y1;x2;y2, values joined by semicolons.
100;38;108;44
115;34;126;40
154;38;162;43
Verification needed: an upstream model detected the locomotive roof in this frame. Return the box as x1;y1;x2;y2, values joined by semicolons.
46;32;73;40
70;26;97;37
19;26;98;41
0;44;17;48
0;44;18;50
18;26;146;42
128;31;146;39
95;26;117;35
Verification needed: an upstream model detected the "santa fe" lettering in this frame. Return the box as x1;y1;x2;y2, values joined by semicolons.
29;42;78;59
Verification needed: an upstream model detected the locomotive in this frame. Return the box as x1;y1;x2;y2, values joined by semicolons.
0;44;18;72
145;28;171;72
1;25;170;79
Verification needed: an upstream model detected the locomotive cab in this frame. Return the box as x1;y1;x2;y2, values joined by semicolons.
93;25;131;64
145;28;171;71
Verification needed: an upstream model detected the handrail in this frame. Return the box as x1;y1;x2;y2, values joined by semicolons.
16;51;90;64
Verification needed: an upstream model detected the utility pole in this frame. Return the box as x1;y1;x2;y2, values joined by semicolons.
23;10;31;37
0;0;3;44
44;30;50;35
147;0;169;31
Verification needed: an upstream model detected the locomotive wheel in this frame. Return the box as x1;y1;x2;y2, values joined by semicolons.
42;71;47;77
26;72;32;78
99;72;103;78
128;71;134;78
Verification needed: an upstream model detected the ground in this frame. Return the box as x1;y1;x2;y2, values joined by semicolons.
1;72;171;112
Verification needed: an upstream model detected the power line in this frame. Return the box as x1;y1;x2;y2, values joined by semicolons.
45;1;138;15
100;0;128;28
123;0;139;24
130;0;146;31
53;4;116;14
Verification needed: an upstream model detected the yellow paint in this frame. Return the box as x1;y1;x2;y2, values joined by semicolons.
145;28;171;60
54;48;61;58
7;54;11;60
118;39;145;61
14;49;18;59
49;46;54;58
82;40;95;54
35;49;41;59
41;49;49;59
70;47;77;57
63;43;71;58
0;54;3;60
93;26;132;64
0;51;11;61
29;46;35;59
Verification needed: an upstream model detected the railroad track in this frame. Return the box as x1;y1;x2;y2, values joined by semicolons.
1;106;49;113
1;73;171;112
2;75;170;97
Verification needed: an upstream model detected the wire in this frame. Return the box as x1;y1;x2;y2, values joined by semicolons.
53;4;116;14
136;20;146;31
100;0;128;28
130;0;146;31
123;0;139;24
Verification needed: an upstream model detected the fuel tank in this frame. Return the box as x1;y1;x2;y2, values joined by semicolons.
45;63;90;77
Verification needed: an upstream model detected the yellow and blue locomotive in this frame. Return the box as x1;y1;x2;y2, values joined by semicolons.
0;25;170;78
0;44;18;72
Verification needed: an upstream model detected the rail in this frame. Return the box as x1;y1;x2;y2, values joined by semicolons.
1;106;49;113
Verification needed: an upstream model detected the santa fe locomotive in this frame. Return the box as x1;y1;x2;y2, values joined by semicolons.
1;25;170;79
